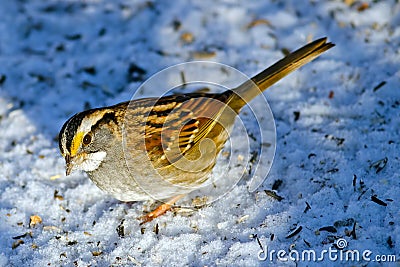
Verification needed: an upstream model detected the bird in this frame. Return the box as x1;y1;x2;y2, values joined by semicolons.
58;37;334;223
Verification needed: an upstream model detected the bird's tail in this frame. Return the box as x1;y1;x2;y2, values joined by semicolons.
228;37;334;110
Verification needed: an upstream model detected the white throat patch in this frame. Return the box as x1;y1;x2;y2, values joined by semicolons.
78;151;107;172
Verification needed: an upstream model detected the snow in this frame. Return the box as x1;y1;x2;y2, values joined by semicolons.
0;0;399;266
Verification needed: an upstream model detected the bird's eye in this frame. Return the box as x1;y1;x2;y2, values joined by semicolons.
83;133;92;145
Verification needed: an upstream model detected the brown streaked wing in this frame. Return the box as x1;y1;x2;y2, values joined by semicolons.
130;92;233;168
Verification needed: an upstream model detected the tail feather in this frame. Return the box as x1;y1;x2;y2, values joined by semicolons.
229;37;334;110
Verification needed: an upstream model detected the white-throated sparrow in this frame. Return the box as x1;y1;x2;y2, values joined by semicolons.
59;38;334;222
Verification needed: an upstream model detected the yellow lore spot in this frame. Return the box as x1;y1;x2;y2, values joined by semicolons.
71;131;84;156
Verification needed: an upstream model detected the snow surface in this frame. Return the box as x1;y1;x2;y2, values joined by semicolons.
0;0;399;266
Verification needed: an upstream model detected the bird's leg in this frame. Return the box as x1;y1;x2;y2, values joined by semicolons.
139;194;185;224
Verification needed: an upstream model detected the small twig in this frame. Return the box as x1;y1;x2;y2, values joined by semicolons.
371;195;387;206
373;81;386;92
286;226;302;239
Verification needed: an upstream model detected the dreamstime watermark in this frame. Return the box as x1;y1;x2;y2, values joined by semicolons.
257;238;397;263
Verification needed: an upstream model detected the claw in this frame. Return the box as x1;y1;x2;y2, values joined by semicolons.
139;202;173;225
139;195;185;225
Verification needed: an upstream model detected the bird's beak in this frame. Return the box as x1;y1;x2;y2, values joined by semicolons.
65;155;73;176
